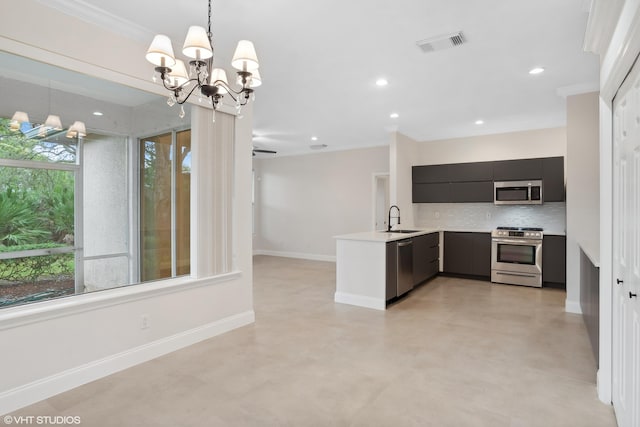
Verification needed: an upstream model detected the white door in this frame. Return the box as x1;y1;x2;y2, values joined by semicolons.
612;57;640;427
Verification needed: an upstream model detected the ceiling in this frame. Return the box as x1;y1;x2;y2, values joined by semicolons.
43;0;598;157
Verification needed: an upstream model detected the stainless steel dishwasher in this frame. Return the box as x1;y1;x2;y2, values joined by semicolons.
397;239;414;296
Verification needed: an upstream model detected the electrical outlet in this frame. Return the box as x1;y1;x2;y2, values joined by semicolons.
486;212;491;220
434;211;440;219
140;314;150;330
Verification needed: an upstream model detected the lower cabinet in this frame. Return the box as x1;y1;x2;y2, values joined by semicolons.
413;232;439;285
543;234;566;286
443;231;491;278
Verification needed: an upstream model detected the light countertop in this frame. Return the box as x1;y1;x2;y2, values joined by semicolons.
334;229;440;243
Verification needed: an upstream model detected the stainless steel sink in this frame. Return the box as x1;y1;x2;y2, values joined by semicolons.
381;230;420;234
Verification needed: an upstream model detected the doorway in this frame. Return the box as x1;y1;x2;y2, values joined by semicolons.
373;174;389;231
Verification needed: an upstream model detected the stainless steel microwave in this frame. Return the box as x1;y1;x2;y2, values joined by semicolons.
494;180;543;205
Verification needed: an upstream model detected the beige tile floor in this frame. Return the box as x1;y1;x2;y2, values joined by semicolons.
8;256;617;426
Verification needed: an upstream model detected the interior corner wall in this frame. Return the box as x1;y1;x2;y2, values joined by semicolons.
253;146;389;260
0;1;254;415
566;92;600;314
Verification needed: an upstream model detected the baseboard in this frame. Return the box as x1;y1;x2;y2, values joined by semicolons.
565;299;583;314
596;368;612;404
334;292;385;311
253;249;336;263
0;310;255;416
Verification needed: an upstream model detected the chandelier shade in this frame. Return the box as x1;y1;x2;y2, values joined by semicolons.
209;68;229;94
231;40;260;72
182;26;213;60
66;121;87;138
10;111;29;131
44;114;63;130
169;60;190;86
146;35;176;67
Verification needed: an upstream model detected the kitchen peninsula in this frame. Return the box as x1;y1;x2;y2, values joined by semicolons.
334;229;440;310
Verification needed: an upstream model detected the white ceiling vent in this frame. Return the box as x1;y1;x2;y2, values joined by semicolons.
416;31;465;53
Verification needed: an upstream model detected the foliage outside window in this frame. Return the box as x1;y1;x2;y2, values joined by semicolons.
0;118;75;307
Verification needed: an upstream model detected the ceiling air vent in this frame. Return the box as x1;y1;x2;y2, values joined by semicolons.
416;31;465;53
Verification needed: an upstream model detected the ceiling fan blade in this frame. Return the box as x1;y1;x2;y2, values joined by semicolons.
253;149;277;154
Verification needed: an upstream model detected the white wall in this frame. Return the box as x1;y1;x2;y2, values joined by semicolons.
253;146;389;260
566;92;600;313
0;0;254;414
390;132;418;227
412;127;566;164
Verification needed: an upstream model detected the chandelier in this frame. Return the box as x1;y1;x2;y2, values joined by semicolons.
145;0;261;120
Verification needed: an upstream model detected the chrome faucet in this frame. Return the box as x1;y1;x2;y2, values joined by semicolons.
388;205;400;231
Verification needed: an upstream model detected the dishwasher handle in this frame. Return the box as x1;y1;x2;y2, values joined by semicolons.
397;240;413;247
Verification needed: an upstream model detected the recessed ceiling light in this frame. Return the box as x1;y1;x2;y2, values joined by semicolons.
475;120;484;125
92;111;104;116
390;113;399;119
529;67;545;75
311;136;318;141
375;78;388;87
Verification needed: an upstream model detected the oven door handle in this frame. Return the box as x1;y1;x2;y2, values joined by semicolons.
492;238;542;245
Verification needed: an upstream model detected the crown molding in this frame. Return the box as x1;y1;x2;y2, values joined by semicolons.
36;0;153;43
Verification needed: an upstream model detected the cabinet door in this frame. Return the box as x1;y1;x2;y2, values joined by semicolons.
447;161;494;182
472;233;492;277
412;165;450;183
412;234;430;284
444;232;474;275
542;235;566;284
413;183;450;203
449;181;494;203
412;233;439;285
542;157;565;202
493;158;543;181
386;242;397;300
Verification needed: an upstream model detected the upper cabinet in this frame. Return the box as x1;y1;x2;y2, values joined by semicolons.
412;156;564;203
492;158;542;181
542;157;565;202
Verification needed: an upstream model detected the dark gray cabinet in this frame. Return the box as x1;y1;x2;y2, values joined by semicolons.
385;242;397;301
449;181;494;202
412;164;450;183
413;232;439;285
471;233;492;277
543;234;566;286
492;158;542;181
542;157;565;202
446;162;493;182
413;183;450;203
443;232;491;278
412;156;565;204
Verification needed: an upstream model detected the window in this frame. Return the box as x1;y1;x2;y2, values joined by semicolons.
140;129;191;281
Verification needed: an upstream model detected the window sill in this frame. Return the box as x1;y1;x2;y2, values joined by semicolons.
0;270;243;331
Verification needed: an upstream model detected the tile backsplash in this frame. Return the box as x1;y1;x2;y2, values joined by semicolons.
413;202;566;234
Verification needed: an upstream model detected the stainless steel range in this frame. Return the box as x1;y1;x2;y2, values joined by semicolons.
491;227;543;287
